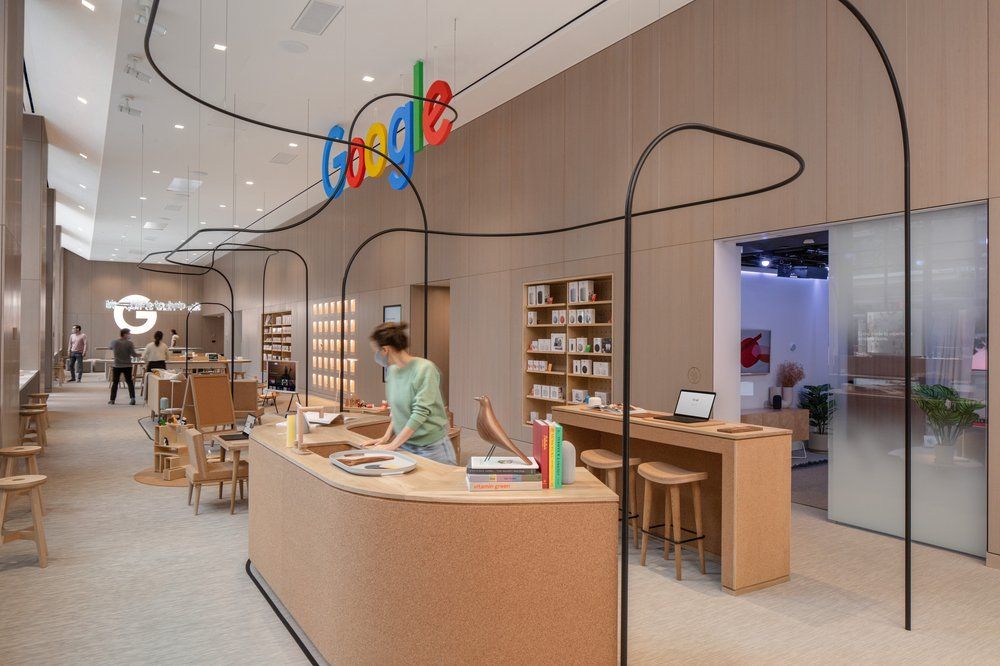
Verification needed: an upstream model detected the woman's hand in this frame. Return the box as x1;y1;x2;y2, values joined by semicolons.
359;437;395;450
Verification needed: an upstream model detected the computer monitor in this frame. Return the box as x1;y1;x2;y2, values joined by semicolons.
674;390;716;420
266;360;297;393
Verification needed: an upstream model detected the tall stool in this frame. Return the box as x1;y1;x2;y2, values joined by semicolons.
580;448;641;547
637;462;707;580
27;393;50;430
0;474;48;567
19;408;47;454
0;446;44;513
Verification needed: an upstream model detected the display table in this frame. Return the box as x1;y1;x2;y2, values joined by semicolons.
553;404;792;595
248;415;618;664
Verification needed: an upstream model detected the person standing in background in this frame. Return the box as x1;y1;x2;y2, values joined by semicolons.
170;329;180;348
143;330;168;372
109;328;137;405
67;324;87;382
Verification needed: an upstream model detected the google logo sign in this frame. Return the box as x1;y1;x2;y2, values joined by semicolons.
321;61;453;198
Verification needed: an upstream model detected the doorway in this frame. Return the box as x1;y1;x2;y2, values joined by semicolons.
409;284;451;402
202;314;225;354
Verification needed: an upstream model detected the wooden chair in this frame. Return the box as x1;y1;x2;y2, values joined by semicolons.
0;474;48;567
0;446;44;513
258;383;278;414
637;461;708;580
180;427;247;515
580;448;641;548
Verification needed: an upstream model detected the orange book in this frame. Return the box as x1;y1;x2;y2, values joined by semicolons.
532;419;550;489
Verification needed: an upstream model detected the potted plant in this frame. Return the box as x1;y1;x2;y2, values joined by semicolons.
798;384;837;452
776;361;805;409
912;384;985;464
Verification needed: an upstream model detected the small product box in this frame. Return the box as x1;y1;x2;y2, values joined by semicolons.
534;284;551;305
571;388;588;404
551;333;566;352
568;281;579;303
578;280;595;302
568;337;577;353
529;410;539;422
540;339;552;352
557;310;567;325
593;361;609;377
576;337;587;351
533;384;541;397
595;391;610;404
580;359;592;375
593;337;604;353
602;337;612;353
530;340;539;351
572;359;582;374
582;308;596;324
527;311;538;325
528;285;536;306
541;385;551;399
568;309;578;325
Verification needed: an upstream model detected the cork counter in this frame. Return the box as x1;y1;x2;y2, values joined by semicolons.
248;415;619;665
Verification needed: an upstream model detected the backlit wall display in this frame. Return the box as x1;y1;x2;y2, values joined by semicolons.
311;299;357;399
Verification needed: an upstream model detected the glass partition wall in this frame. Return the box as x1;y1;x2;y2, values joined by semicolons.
829;203;988;556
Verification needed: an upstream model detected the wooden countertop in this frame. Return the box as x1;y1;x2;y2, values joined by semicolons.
249;414;617;505
553;404;791;440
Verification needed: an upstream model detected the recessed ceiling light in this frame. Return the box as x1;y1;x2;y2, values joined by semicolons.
760;258;771;268
233;224;239;228
139;196;147;201
256;208;263;212
288;142;298;148
79;152;88;159
113;248;119;251
81;0;95;11
78;183;87;189
77;205;84;210
802;238;815;245
219;204;226;208
77;96;88;104
245;180;253;185
213;43;227;51
174;124;184;129
152;170;160;174
130;215;136;219
120;234;126;238
199;221;206;225
362;75;374;83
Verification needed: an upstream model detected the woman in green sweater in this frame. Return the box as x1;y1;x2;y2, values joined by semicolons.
361;322;455;465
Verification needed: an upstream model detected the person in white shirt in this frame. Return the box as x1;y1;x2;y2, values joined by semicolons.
169;329;180;348
144;330;169;371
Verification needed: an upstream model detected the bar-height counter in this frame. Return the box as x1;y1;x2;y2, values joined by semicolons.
248;414;619;664
553;404;792;595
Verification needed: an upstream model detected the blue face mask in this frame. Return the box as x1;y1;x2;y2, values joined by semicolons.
374;349;389;368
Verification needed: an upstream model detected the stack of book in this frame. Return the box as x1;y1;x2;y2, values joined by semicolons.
466;455;541;491
532;419;564;489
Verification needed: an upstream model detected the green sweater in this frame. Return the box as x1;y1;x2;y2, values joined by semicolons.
386;357;448;446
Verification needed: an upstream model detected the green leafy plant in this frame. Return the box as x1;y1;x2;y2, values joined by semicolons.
798;384;837;434
776;361;805;388
912;384;985;447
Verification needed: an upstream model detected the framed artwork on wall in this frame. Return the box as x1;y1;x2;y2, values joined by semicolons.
382;305;402;382
741;329;771;375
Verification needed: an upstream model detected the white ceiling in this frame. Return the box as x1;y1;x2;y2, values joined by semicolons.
26;0;693;263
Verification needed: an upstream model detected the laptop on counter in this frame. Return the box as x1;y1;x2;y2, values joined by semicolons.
655;390;717;424
219;414;257;441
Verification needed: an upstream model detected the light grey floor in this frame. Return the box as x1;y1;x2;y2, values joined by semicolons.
0;376;307;665
3;377;1000;664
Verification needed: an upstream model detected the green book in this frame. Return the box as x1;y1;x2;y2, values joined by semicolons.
548;420;563;489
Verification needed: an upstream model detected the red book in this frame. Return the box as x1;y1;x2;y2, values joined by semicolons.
532;420;550;489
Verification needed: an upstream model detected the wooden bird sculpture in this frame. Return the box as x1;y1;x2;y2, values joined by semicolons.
474;395;532;465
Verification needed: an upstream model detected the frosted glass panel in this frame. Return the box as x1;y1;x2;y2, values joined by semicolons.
828;204;987;556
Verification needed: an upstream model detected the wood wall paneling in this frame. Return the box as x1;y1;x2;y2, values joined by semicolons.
563;40;629;262
712;0;827;238
424;125;470;283
465;105;513;275
826;0;907;221
992;0;1000;197
628;20;661;217
907;0;989;209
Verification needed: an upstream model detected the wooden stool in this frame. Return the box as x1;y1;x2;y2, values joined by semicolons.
0;474;48;567
19;409;47;454
580;448;641;547
27;394;50;430
637;462;708;580
0;446;44;513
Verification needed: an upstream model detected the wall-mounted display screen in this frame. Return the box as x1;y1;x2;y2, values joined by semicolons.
267;360;297;393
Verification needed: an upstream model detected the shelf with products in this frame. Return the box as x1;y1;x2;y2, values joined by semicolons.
262;310;293;363
523;274;613;424
309;298;359;401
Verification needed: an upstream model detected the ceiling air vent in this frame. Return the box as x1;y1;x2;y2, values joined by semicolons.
164;204;183;212
143;221;167;230
167;177;203;195
269;152;297;165
291;1;342;36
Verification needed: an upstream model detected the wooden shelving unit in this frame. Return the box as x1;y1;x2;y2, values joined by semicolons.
262;310;293;364
522;274;614;424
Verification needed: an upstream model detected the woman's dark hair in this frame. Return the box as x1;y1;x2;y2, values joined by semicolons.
120;328;131;337
171;329;177;334
153;331;163;346
370;322;409;351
